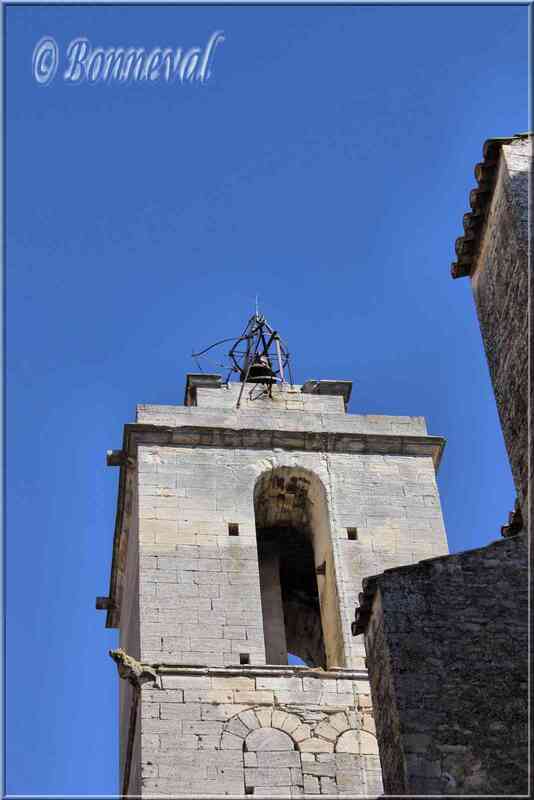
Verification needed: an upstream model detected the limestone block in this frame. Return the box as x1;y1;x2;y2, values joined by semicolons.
291;724;312;742
303;775;320;794
255;708;273;727
336;770;364;789
159;703;201;721
246;727;295;751
314;722;338;742
245;768;292;787
197;734;222;749
276;690;322;705
329;712;349;733
257;676;303;691
222;626;246;639
320;691;353;707
183;688;233;703
234;690;274;705
238;709;261;730
299;737;334;753
141;702;160;719
190;778;244;794
278;713;301;734
225;715;250;738
157;764;206;780
356;694;372;711
256;751;301;768
335;730;360;754
158;733;197;750
272;710;289;729
182;720;223;735
320;776;337;794
141;733;160;749
359;730;379;755
361;714;376;734
302;761;336;777
220;732;243;749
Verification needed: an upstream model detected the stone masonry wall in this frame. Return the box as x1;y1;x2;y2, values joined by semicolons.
111;381;450;794
135;666;382;796
358;533;528;795
134;383;448;673
470;138;530;520
136;444;448;672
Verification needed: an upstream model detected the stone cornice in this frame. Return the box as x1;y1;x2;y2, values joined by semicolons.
151;664;369;681
103;422;445;628
124;423;445;466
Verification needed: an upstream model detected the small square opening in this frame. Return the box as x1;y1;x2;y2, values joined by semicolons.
245;788;254;795
240;653;250;665
347;528;358;541
228;523;239;537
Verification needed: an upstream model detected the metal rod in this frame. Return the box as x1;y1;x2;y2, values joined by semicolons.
275;335;285;383
236;330;262;409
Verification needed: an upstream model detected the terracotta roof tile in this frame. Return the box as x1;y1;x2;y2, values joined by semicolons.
451;132;532;279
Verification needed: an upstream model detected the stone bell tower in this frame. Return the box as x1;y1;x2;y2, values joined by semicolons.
98;312;449;797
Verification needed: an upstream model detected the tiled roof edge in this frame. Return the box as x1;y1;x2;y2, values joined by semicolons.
451;132;532;280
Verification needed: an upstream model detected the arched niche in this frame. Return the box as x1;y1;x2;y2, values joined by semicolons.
253;466;345;668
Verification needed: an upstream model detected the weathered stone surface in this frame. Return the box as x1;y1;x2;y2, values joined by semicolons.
335;730;360;754
245;727;294;751
256;751;301;768
298;737;334;753
104;360;447;796
359;532;528;795
455;135;530;524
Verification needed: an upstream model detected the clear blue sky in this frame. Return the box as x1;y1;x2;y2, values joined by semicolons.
6;3;527;795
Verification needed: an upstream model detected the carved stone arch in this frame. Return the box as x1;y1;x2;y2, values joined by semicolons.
243;724;303;795
222;707;302;748
244;727;295;752
335;727;379;755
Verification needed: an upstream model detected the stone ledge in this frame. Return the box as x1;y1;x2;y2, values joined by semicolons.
126;423;445;465
152;664;369;681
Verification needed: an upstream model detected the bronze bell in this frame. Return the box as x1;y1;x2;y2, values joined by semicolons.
243;354;276;384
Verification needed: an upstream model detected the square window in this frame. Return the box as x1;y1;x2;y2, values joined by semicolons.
228;523;239;537
240;653;250;665
347;528;358;541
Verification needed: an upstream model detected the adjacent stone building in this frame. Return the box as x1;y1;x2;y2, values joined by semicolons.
353;133;530;796
452;132;530;529
98;371;450;796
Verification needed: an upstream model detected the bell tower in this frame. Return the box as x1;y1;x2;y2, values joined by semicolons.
98;312;449;797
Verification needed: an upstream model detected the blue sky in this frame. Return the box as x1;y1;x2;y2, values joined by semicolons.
6;3;528;795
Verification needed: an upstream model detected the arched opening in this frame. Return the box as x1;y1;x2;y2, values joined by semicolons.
254;467;345;669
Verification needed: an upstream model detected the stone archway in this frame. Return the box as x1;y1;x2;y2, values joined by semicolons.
253;466;345;668
221;709;304;796
220;707;382;796
244;727;302;796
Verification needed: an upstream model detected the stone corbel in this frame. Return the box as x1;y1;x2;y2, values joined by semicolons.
109;648;158;688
